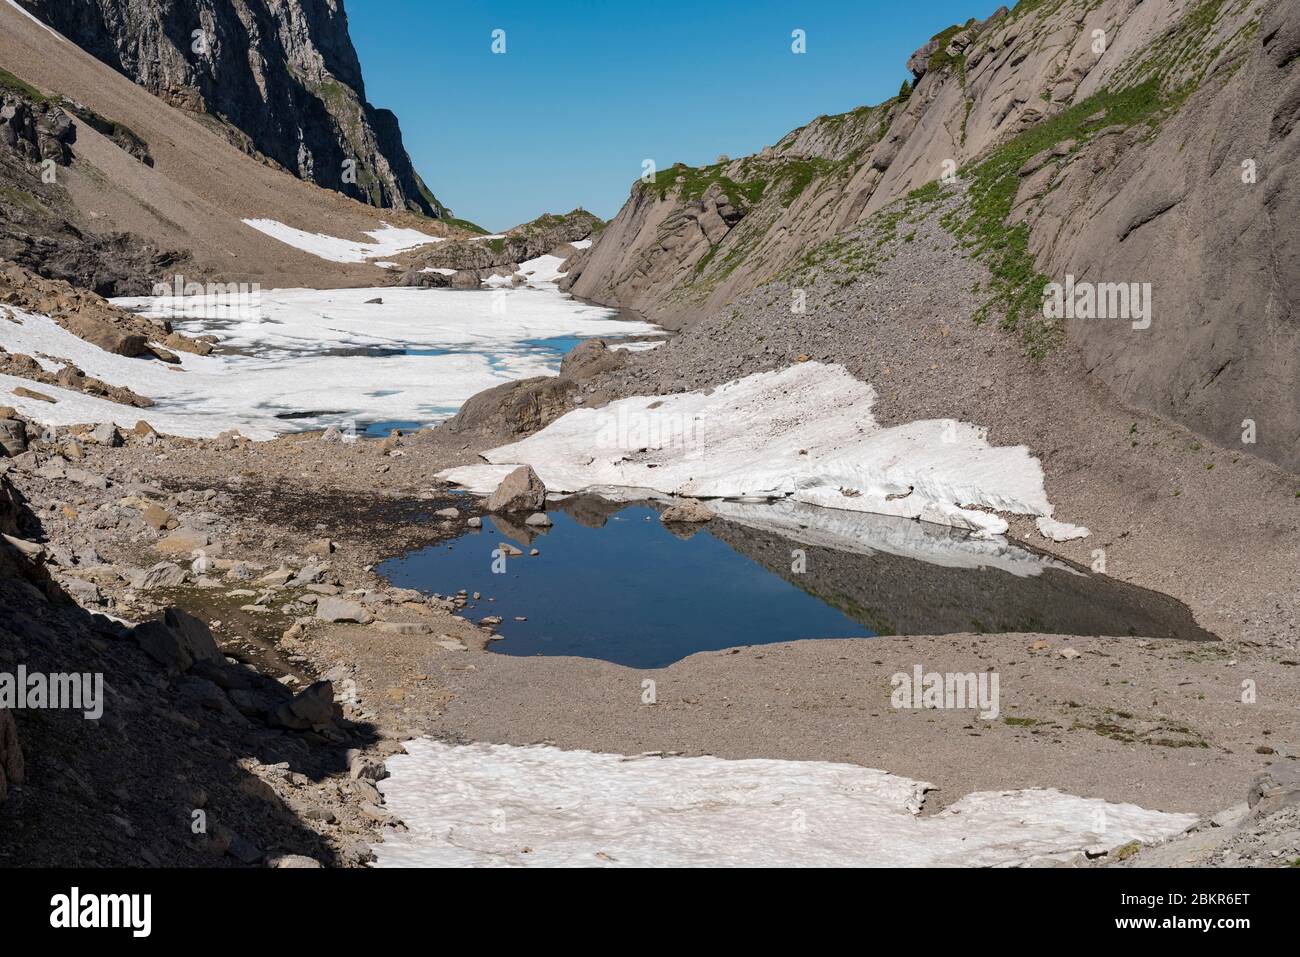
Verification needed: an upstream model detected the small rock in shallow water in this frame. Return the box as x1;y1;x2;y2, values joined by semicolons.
525;512;552;527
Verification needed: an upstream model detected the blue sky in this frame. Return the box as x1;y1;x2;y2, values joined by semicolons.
347;1;1004;231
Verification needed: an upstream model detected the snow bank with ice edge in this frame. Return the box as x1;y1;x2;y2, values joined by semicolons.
439;362;1089;540
372;741;1195;867
1;282;658;437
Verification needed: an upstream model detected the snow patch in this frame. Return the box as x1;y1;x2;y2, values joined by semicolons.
241;219;444;264
439;363;1088;541
1036;516;1091;542
372;740;1195;868
570;238;594;250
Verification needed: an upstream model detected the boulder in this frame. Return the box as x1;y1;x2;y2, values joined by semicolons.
61;315;148;357
89;422;122;447
1247;762;1300;818
559;338;625;380
141;503;174;530
133;607;222;672
154;529;212;556
315;596;374;624
0;419;27;457
524;512;552;527
272;680;341;732
487;465;547;513
660;500;713;523
304;538;335;558
131;562;187;590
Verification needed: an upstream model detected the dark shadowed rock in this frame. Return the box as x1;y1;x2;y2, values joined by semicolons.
272;680;342;732
132;606;222;672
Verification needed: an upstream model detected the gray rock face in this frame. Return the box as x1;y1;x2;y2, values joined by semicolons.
407;209;601;272
487;465;547;514
0;88;190;295
563;0;1298;470
18;0;445;217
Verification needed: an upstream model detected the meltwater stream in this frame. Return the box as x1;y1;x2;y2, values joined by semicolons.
379;496;1213;668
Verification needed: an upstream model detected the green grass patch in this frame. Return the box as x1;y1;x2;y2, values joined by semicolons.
940;78;1169;358
444;216;488;234
0;67;49;103
642;161;767;205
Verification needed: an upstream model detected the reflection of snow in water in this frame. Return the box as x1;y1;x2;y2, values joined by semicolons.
372;740;1195;868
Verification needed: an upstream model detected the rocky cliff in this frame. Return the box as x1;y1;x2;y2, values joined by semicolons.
563;0;1299;471
15;0;446;217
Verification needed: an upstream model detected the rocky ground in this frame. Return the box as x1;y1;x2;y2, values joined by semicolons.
0;350;1296;866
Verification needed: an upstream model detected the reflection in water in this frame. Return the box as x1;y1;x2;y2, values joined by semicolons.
379;496;1213;668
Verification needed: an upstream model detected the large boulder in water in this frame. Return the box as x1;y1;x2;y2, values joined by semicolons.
487;465;547;514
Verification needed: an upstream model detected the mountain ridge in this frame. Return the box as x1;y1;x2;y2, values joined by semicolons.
561;0;1299;470
13;0;447;218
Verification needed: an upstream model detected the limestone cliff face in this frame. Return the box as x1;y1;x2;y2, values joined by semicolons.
16;0;445;217
565;0;1299;470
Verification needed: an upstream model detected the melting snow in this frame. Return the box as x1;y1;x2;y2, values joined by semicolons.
439;362;1090;540
241;219;444;264
372;740;1195;868
0;285;657;438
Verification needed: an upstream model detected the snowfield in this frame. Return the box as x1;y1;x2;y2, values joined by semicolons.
0;275;658;437
241;219;445;264
439;362;1090;541
372;740;1195;868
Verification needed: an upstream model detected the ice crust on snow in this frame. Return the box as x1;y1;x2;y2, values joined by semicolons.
372;740;1195;868
241;219;444;263
439;362;1090;540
